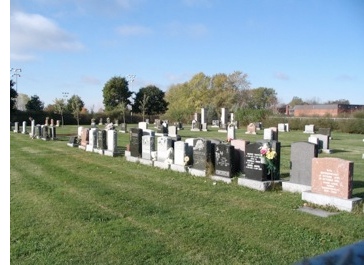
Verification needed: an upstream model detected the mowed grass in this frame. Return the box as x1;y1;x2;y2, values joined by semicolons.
10;125;364;265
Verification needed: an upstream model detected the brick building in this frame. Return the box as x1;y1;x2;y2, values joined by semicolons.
291;104;364;117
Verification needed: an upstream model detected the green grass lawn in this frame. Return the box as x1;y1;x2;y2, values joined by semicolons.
10;125;364;264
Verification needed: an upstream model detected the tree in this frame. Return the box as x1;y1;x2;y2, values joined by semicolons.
116;100;128;124
132;85;168;118
25;95;44;111
16;93;30;111
248;87;278;109
67;95;84;126
325;99;350;104
10;80;18;113
103;76;133;111
288;96;305;107
53;98;66;126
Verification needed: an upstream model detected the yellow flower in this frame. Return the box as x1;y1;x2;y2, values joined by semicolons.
266;150;276;160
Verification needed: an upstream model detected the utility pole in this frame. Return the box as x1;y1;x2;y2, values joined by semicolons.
11;68;22;92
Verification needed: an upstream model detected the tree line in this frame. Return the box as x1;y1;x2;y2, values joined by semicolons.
10;70;351;125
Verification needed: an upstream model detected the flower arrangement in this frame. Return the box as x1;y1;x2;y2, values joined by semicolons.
184;156;190;166
259;142;278;180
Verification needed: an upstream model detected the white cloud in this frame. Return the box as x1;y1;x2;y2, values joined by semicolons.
116;25;153;36
10;11;84;61
274;72;290;80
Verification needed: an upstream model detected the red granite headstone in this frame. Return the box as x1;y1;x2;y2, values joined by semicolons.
311;158;354;199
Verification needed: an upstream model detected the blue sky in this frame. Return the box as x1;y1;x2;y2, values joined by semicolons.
9;0;364;111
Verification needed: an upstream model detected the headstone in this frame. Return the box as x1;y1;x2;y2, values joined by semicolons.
67;136;78;147
282;142;318;193
49;126;56;140
173;141;189;166
302;158;362;212
168;125;177;137
192;138;212;171
97;130;107;150
317;128;332;139
156;136;173;163
263;128;273;140
244;142;266;181
130;128;143;157
86;128;98;152
138;122;148;130
227;124;235;140
214;143;235;178
211;120;220;127
13;122;19;133
304;124;315;134
99;118;103;125
56;120;60;127
142;135;155;160
79;128;89;150
310;133;331;153
29;119;35;138
35;124;41;139
104;129;118;156
220;108;227;128
278;123;286;132
230;139;250;175
245;123;257;134
21;121;27;134
269;127;278;141
311;158;353;199
41;125;49;140
201;108;206;124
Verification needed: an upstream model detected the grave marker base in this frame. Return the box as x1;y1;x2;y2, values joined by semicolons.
302;191;362;212
282;181;311;193
211;175;232;184
238;178;282;191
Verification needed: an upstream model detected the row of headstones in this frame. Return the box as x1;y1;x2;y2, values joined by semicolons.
126;127;280;181
191;108;239;132
126;127;361;211
13;120;57;140
67;126;120;157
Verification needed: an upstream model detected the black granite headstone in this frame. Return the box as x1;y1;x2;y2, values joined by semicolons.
257;140;281;178
192;138;212;171
97;130;107;150
245;142;266;181
130;128;143;157
215;143;235;178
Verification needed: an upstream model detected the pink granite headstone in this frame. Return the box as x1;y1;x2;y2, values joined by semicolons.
311;158;354;199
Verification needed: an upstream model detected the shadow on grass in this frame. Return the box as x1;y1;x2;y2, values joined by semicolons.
353;180;364;198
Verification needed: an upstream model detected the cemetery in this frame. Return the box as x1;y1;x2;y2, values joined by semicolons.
10;117;364;264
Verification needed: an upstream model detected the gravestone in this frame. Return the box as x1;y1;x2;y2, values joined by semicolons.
105;129;119;156
282;142;318;193
86;128;98;152
263;128;273;140
156;136;173;163
41;125;49;140
21;121;27;134
67;136;79;147
79;128;89;150
35;124;41;139
302;158;362;212
49;126;56;140
211;120;220;128
220;108;228;128
310;133;332;153
214;143;235;178
317;128;332;139
244;142;266;181
130;128;143;157
138;122;148;130
142;135;155;160
168;125;177;137
277;123;286;132
191;138;212;172
29;119;36;138
304;124;315;133
230;139;250;175
245;123;256;134
227;124;235;140
170;141;189;172
97;130;107;150
13;122;19;133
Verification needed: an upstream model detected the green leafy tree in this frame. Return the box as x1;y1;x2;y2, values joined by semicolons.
248;87;278;109
132;85;168;118
103;76;133;111
288;96;305;107
25;95;44;111
53;98;66;126
10;80;18;113
67;95;84;126
325;99;350;104
116;100;128;124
